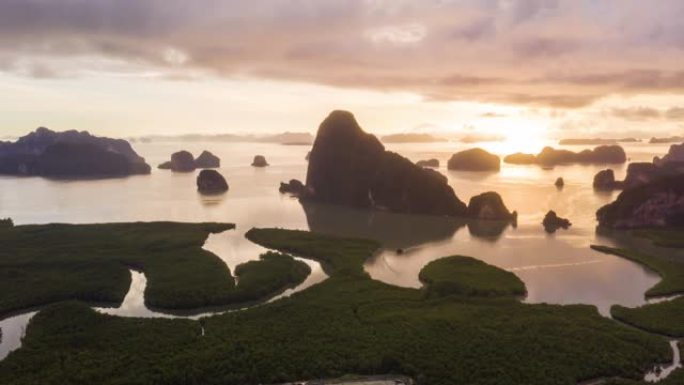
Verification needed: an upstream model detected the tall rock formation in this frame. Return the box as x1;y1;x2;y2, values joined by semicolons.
304;110;468;216
597;175;684;228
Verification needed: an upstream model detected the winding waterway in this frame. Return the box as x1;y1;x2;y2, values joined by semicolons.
645;340;682;383
1;139;683;378
0;230;328;360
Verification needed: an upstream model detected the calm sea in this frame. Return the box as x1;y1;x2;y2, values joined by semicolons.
1;139;681;315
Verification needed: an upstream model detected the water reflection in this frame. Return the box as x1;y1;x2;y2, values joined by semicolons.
466;219;512;241
0;141;677;321
0;258;325;360
364;224;662;316
0;232;329;361
149;230;327;316
198;193;226;207
98;271;175;319
446;169;500;182
102;259;326;319
301;201;466;250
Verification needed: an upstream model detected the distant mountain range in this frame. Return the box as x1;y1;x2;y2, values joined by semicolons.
134;132;314;145
649;136;684;144
559;138;641;145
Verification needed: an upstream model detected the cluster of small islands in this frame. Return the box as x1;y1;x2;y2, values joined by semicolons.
1;110;684;385
2;110;683;233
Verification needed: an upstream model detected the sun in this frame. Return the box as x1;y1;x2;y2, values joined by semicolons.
473;116;550;156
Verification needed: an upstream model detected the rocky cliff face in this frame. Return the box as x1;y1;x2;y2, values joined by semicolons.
170;151;196;172
0;127;150;177
592;158;684;192
622;163;663;189
304;110;468;216
0;127;144;161
503;153;538;165
447;148;500;171
197;169;229;194
416;158;439;168
597;175;684;228
593;169;621;190
251;155;269;167
543;210;571;233
654;142;684;166
36;142;140;177
370;151;467;216
467;192;517;222
159;150;222;171
195;151;220;168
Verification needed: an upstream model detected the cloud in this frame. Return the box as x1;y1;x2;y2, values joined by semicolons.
449;16;496;41
367;23;427;45
480;112;507;118
501;93;600;108
666;107;684;120
2;0;684;108
512;37;578;57
609;106;684;121
611;107;662;121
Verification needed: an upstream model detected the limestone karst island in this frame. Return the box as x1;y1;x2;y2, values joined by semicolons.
1;2;684;385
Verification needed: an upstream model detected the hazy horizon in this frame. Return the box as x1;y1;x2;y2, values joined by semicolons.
1;0;684;147
2;3;684;382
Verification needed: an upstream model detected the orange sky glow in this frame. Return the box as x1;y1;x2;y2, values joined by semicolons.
1;0;683;144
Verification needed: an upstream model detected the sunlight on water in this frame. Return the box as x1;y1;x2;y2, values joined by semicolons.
0;140;678;317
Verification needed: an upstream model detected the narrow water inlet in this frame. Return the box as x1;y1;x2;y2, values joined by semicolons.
0;230;679;383
0;312;37;361
0;242;329;362
644;340;682;383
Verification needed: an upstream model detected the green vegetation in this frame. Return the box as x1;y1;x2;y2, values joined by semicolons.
634;228;684;248
592;240;684;337
0;229;673;385
418;256;526;298
0;222;310;316
591;245;684;297
612;297;684;337
233;251;312;301
1;302;202;384
246;227;381;277
605;345;684;385
0;218;12;228
593;242;684;384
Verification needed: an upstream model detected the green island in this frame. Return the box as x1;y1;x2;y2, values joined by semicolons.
0;227;676;385
612;297;684;337
233;251;312;301
418;256;526;298
246;227;381;277
592;244;684;340
0;222;310;316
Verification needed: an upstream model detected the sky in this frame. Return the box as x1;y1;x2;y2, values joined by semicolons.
1;0;684;142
